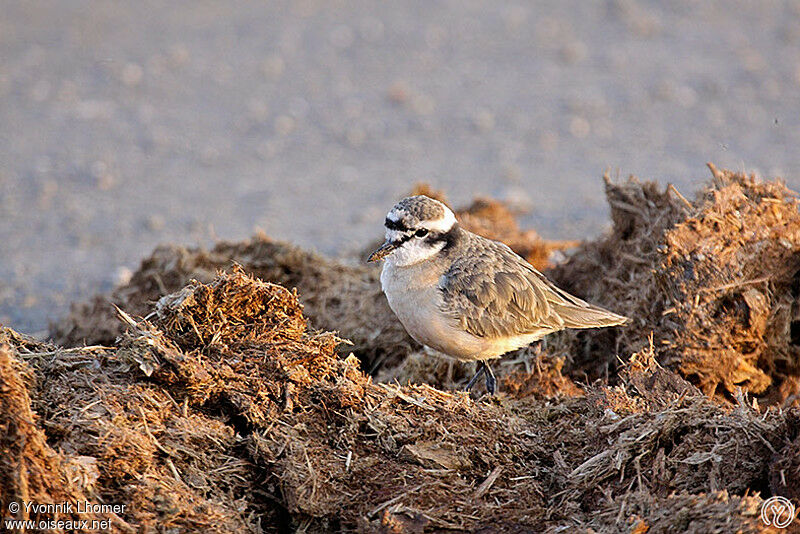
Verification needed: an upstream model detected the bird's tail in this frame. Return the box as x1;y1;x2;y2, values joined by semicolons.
543;278;629;329
528;266;629;330
553;301;629;329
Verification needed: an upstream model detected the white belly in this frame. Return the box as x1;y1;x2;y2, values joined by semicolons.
380;261;531;360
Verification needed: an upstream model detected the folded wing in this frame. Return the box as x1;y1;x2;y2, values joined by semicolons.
439;236;627;340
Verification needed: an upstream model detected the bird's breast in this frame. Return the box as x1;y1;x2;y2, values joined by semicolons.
380;261;488;359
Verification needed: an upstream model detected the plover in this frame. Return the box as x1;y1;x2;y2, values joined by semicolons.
368;195;628;394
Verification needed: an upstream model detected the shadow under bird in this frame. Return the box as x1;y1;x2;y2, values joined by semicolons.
368;195;628;394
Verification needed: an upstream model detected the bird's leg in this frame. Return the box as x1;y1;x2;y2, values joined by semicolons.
484;362;497;395
531;341;543;375
464;362;487;392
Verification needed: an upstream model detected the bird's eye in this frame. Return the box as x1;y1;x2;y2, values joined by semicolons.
415;228;429;238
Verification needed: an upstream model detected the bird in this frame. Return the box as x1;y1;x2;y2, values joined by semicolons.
368;195;628;395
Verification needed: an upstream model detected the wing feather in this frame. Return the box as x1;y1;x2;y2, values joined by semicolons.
439;234;627;339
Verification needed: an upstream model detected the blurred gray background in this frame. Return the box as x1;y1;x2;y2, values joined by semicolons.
2;0;800;334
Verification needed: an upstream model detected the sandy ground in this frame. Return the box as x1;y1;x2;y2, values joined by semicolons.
2;0;800;334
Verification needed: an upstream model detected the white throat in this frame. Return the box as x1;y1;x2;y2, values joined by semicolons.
385;236;446;267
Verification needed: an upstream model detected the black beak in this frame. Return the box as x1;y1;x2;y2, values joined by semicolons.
367;240;399;263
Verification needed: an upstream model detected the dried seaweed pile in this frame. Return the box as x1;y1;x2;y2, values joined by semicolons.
0;339;115;531
547;175;689;379
660;167;800;402
4;270;798;532
52;237;415;374
2;335;264;531
550;165;800;406
115;270;553;530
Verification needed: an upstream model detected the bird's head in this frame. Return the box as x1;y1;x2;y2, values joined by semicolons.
368;195;458;266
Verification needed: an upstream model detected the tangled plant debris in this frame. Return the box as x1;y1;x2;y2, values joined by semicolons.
3;166;800;532
52;236;415;375
550;164;800;406
5;268;797;533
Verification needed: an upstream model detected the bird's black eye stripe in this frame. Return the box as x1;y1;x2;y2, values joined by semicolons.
425;227;454;243
394;233;413;246
419;228;457;246
384;218;408;231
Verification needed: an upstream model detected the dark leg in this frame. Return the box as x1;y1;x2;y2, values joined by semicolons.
464;362;487;392
484;362;497;395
